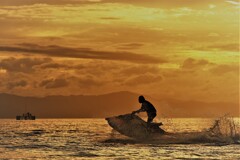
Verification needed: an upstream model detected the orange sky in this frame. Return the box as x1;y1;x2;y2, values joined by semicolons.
0;0;239;104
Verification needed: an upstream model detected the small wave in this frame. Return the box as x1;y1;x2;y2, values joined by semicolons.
67;129;79;133
31;129;45;135
6;144;52;149
70;151;99;157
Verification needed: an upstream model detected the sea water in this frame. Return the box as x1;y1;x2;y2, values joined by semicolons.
0;118;239;160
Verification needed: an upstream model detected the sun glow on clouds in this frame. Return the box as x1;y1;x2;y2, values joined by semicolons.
0;0;238;104
0;69;7;74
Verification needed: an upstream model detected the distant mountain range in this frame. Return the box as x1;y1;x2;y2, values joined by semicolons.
0;91;238;118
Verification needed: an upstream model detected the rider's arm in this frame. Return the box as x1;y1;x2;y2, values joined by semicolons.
132;104;146;114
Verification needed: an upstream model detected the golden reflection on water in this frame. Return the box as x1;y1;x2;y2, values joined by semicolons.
0;118;239;159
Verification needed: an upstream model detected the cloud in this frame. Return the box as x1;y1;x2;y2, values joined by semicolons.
102;0;230;9
208;43;239;52
196;43;239;52
100;17;121;20
0;57;52;73
0;0;237;103
38;63;68;69
124;74;162;86
226;0;240;5
0;0;224;8
181;58;211;69
78;76;103;87
116;43;144;50
0;0;102;6
210;64;239;75
38;62;85;70
0;43;166;64
119;65;160;76
7;80;28;90
39;78;69;89
62;75;103;88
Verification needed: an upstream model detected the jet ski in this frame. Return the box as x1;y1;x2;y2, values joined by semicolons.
106;114;165;139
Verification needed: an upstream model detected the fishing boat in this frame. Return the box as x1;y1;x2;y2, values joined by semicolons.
16;112;36;120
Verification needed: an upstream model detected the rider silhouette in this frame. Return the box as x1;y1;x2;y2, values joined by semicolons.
132;95;157;124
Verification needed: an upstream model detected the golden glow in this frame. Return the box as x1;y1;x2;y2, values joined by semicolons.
0;0;238;105
0;69;7;74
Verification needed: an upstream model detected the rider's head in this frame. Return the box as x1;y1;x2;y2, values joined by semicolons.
138;95;145;103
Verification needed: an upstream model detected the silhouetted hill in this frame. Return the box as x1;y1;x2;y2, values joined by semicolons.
0;92;238;118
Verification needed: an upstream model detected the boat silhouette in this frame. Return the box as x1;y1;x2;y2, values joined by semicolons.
16;112;36;120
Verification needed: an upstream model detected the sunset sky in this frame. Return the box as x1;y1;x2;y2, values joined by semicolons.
0;0;239;104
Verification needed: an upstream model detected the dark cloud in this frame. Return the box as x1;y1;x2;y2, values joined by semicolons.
116;43;144;50
0;57;52;73
210;64;239;75
0;43;166;64
7;80;28;90
39;78;69;89
182;58;211;69
100;17;121;20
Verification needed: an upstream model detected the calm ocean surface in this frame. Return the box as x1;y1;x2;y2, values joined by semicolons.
0;118;239;160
